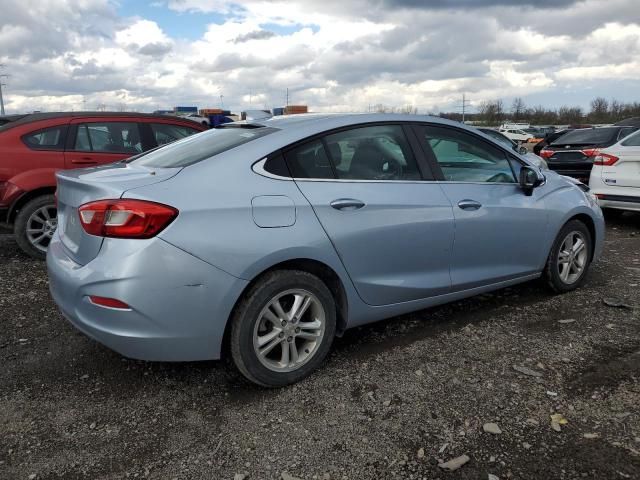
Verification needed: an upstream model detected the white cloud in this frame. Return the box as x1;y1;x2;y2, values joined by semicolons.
1;0;640;114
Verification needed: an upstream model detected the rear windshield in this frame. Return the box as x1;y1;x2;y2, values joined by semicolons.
131;125;277;168
551;128;616;146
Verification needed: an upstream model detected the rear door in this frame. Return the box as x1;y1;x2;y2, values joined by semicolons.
414;124;549;291
65;118;147;167
602;133;640;188
287;124;455;306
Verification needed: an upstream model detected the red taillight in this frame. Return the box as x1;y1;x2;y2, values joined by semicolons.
593;152;619;166
78;199;178;238
89;296;131;309
539;148;554;159
581;148;600;158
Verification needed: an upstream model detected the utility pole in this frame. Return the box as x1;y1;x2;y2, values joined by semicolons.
458;93;471;123
0;64;8;115
286;88;289;107
0;80;5;115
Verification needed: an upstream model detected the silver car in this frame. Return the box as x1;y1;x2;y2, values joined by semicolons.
48;114;605;386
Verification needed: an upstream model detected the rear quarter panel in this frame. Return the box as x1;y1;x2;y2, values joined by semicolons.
123;140;361;296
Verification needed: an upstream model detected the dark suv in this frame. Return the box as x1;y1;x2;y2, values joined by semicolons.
0;112;206;258
539;126;638;183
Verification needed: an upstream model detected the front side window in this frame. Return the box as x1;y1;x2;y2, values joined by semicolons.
74;122;142;154
324;125;421;180
422;126;516;183
22;126;67;150
150;123;200;146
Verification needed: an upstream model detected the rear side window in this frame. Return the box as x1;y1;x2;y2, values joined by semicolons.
617;127;637;141
74;122;142;154
150;123;200;146
285;140;335;179
22;126;67;150
324;125;421;180
621;130;640;147
132;126;277;168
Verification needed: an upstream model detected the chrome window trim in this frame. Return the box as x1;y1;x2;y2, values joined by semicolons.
252;157;294;181
253;158;537;187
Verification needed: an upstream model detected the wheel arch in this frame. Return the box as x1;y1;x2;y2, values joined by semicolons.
8;186;57;224
220;257;349;359
566;213;597;261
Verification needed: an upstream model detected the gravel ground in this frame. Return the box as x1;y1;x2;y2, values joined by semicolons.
1;215;639;480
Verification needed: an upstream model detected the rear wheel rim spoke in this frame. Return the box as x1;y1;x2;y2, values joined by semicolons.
26;204;57;253
253;288;326;373
557;230;587;285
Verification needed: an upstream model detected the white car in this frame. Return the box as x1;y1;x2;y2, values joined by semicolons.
589;129;640;213
183;114;210;126
499;128;534;143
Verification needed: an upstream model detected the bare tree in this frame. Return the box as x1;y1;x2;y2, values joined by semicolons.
558;106;584;124
478;99;505;126
511;97;526;120
589;97;609;123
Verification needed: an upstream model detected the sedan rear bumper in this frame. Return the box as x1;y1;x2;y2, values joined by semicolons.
47;233;248;361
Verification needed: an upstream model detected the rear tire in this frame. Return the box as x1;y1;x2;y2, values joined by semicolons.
14;194;57;260
230;270;336;387
544;220;592;293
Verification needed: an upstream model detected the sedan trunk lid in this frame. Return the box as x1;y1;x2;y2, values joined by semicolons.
55;163;181;265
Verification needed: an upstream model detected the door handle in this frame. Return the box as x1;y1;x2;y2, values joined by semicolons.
71;156;97;165
330;198;365;211
457;199;482;211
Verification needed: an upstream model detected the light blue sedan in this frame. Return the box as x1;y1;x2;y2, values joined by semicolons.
47;114;604;386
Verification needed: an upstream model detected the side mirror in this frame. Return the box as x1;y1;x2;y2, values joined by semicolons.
519;166;543;196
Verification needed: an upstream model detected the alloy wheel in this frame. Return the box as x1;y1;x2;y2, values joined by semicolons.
557;231;588;285
252;289;326;373
26;204;57;253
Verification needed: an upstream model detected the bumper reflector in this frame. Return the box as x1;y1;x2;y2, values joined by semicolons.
89;296;131;310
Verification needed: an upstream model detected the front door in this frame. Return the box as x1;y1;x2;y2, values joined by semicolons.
286;124;455;306
415;124;549;291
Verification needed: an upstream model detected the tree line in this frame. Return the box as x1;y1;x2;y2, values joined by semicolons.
439;97;640;126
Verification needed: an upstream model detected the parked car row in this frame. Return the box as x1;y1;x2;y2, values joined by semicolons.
0;112;207;258
530;123;640;215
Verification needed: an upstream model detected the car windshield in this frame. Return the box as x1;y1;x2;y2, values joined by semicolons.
552;128;617;146
131;125;277;168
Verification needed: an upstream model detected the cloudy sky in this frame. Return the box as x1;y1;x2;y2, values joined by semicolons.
1;0;639;115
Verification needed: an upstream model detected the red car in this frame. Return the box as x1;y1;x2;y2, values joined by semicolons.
0;112;207;258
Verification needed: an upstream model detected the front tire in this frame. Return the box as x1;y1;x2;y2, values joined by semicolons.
544;220;592;293
230;270;336;387
14;194;57;260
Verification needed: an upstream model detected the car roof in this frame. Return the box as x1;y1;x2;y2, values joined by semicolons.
251;112;476;135
0;111;203;132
